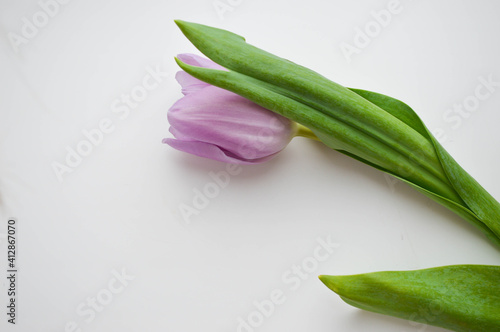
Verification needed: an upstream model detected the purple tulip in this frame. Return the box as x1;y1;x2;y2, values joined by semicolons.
163;53;297;164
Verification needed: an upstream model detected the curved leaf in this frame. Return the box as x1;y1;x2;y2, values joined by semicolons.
348;88;500;242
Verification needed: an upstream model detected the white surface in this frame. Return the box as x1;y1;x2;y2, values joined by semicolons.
1;0;500;331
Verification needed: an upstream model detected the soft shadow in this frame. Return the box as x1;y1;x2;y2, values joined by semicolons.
343;309;449;331
307;140;500;254
168;139;500;253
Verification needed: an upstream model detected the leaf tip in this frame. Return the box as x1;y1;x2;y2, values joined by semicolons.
318;275;340;294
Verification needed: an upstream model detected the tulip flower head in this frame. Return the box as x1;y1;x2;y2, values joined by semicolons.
164;54;299;164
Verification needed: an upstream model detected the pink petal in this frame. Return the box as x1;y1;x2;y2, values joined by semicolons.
163;138;277;164
175;54;228;95
175;71;210;95
167;86;294;160
176;53;226;70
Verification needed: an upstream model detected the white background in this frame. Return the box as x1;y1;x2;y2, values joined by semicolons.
1;0;500;331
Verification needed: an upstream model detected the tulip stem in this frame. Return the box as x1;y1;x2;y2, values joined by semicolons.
295;124;320;141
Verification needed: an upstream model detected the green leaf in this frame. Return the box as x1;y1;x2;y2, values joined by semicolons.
348;88;430;140
432;141;500;239
348;88;500;242
319;265;500;332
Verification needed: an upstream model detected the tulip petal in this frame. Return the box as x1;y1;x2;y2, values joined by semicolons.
168;126;192;140
163;138;277;164
175;71;210;95
167;85;294;160
176;53;226;70
175;54;227;95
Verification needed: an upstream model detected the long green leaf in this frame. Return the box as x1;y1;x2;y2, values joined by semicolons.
348;88;500;242
319;265;500;331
